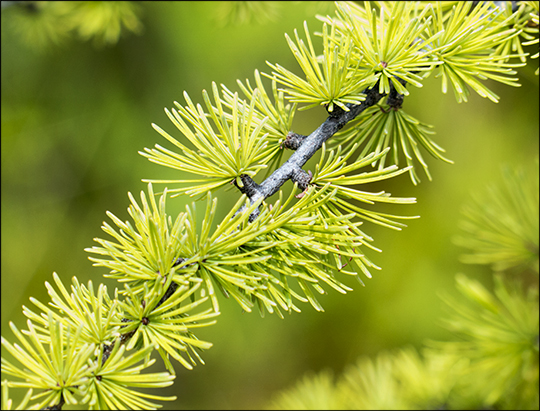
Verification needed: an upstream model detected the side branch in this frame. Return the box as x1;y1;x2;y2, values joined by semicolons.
239;79;405;212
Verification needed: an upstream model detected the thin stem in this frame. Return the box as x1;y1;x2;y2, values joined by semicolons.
237;78;407;219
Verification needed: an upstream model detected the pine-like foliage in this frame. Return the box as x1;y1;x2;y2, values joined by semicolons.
454;161;539;273
3;1;142;49
268;160;539;410
2;1;538;409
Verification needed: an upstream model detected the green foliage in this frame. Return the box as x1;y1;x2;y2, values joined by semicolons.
330;102;453;184
338;352;406;409
58;1;143;46
5;1;71;50
266;20;372;112
1;380;32;411
141;84;278;197
80;344;175;410
1;273;179;409
269;274;539;410
268;158;539;410
268;370;344;409
521;1;539;74
425;1;526;103
310;145;417;229
1;310;176;410
118;279;216;373
23;273;119;347
4;1;142;49
334;2;443;96
493;1;539;63
436;274;539;409
230;182;411;314
454;161;539;273
2;313;95;408
86;184;192;287
269;347;464;409
212;1;281;26
222;69;296;175
338;348;466;409
2;1;538;409
86;179;410;320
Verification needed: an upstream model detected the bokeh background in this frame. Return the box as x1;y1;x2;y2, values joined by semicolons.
1;2;538;409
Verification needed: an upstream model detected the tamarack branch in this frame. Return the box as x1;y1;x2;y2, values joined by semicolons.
98;77;407;369
235;77;407;220
2;1;537;409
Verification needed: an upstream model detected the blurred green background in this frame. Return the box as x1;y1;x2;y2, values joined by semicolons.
1;2;538;409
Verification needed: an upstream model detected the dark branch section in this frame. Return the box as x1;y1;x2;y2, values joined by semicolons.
291;168;312;191
98;258;187;368
155;281;178;309
386;78;407;109
282;131;308;150
42;397;65;411
238;82;389;208
234;174;261;197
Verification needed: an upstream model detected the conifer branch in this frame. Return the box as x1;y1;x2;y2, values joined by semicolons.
3;2;537;409
98;258;188;368
237;77;407;220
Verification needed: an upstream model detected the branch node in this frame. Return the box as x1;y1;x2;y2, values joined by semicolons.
234;174;260;198
326;103;347;118
281;131;307;150
291;168;312;193
386;78;406;109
